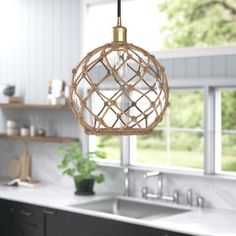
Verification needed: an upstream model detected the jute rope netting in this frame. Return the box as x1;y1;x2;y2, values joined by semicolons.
70;43;169;135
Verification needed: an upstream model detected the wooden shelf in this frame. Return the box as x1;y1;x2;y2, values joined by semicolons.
0;134;78;143
0;103;70;109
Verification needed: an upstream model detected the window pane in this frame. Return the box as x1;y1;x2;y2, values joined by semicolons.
221;90;236;172
133;89;204;170
170;131;204;169
221;90;236;130
86;0;167;53
158;111;167;128
85;1;236;52
96;136;120;161
222;134;236;172
170;90;204;128
136;130;167;165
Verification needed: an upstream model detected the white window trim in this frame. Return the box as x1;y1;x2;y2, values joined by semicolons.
154;45;236;59
129;87;205;171
81;0;236;58
215;89;222;173
81;0;236;177
87;81;236;178
204;86;217;175
215;88;236;175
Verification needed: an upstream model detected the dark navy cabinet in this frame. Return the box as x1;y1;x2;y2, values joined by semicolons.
11;202;44;236
0;198;192;236
44;207;191;236
0;199;43;236
0;199;13;236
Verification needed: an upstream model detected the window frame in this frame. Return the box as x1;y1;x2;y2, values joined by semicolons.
81;0;236;59
86;79;236;177
215;88;236;175
81;0;236;177
130;88;205;169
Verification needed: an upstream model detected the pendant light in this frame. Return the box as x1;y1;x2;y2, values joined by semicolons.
70;0;169;136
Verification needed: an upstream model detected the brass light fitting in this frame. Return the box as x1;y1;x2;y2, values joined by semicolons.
112;17;127;43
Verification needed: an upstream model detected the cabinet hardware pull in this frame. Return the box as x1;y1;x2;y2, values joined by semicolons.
43;209;56;215
20;210;32;217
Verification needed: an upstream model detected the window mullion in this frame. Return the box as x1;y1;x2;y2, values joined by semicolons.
121;136;131;166
215;89;222;173
204;86;216;174
166;108;170;165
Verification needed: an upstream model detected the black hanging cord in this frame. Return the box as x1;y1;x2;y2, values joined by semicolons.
118;0;121;18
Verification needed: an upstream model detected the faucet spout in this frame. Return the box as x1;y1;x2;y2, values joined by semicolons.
142;171;179;204
144;171;161;179
123;167;129;196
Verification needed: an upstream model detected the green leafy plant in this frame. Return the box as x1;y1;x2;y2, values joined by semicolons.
58;142;106;183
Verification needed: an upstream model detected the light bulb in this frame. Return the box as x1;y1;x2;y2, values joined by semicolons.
113;50;128;81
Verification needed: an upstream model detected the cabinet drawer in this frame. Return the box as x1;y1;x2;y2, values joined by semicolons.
12;220;43;236
13;202;43;226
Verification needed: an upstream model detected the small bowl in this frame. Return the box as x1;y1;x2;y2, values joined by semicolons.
20;127;30;137
3;85;15;97
37;128;46;137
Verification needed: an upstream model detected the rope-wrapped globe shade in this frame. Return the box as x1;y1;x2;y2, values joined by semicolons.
70;42;169;136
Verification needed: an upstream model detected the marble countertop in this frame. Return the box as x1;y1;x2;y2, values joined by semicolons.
0;183;235;236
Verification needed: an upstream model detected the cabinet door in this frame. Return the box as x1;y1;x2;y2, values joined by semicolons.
44;208;144;236
11;201;44;236
44;209;108;236
11;221;42;236
0;199;14;236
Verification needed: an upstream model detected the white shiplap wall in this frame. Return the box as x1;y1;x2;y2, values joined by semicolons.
0;0;81;103
0;0;83;180
0;0;82;135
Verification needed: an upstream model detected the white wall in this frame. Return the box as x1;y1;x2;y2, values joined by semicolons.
0;0;82;180
0;0;83;134
0;0;81;103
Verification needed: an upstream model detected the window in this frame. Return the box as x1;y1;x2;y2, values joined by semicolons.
88;86;236;175
84;0;167;53
84;0;236;54
96;136;121;162
89;135;121;162
131;90;204;169
84;1;236;175
220;89;236;172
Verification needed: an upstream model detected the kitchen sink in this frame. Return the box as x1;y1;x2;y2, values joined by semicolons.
71;197;191;220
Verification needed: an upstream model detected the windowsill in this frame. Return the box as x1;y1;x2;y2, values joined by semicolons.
97;161;236;181
97;160;122;169
153;44;236;59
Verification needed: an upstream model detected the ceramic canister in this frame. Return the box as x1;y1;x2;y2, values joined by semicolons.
6;128;19;136
20;127;30;137
6;120;19;129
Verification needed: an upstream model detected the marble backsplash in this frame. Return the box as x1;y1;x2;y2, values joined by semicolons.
1;141;236;211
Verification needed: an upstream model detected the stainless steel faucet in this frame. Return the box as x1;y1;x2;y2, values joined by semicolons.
144;170;161;179
123;167;129;196
141;171;179;204
197;196;204;208
186;189;193;206
143;171;162;198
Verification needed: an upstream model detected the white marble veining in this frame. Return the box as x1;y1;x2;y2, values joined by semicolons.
0;183;236;236
126;169;236;211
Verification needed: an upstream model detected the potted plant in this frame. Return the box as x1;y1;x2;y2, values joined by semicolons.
58;142;106;195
